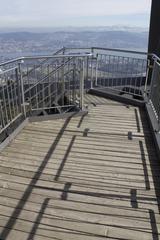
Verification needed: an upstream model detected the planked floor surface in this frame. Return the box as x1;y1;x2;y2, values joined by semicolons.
0;94;160;240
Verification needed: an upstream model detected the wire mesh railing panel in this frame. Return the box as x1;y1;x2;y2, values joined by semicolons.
92;53;147;97
0;67;22;134
22;47;65;80
149;60;160;126
0;51;88;140
0;46;152;140
22;56;85;112
64;47;148;97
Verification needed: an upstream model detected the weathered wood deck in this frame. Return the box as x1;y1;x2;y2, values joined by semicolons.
0;94;160;240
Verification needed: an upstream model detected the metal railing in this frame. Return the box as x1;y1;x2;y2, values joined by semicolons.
0;52;91;138
0;66;22;135
1;46;160;139
65;47;148;97
148;55;160;131
62;47;160;133
22;55;86;114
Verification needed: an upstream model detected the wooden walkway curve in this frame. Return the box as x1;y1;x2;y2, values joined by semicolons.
0;94;160;240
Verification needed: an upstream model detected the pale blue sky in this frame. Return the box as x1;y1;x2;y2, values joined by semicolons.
0;0;151;28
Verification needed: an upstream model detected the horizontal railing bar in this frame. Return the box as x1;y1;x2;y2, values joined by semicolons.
64;47;149;56
23;53;92;60
0;67;18;75
92;47;148;55
0;58;22;67
96;53;148;61
65;47;92;50
31;105;75;111
0;113;22;135
0;53;92;67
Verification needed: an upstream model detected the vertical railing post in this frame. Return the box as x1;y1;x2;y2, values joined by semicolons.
61;60;65;106
91;48;94;89
18;61;26;118
144;59;151;98
72;62;76;105
15;67;21;113
0;100;5;129
80;59;85;110
95;54;98;86
62;47;66;55
148;59;156;103
86;56;89;89
62;47;65;105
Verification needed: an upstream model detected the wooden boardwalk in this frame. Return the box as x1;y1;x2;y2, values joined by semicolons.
0;94;160;240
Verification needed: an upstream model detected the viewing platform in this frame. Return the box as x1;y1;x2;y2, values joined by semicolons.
0;94;159;240
0;46;160;239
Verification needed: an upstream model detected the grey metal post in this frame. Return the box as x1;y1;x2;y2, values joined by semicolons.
144;59;151;98
86;56;89;87
95;54;98;86
18;61;26;118
91;48;94;89
148;60;156;102
80;59;85;110
61;60;65;106
0;100;4;129
15;67;21;112
72;63;76;104
62;47;66;55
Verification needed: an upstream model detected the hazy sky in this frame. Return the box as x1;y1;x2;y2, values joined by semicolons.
0;0;151;28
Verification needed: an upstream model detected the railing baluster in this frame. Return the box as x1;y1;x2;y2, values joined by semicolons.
80;59;85;110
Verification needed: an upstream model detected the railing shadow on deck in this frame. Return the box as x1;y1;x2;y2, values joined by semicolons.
27;112;160;239
0;113;76;239
1;104;160;239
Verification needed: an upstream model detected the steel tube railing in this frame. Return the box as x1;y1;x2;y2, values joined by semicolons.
1;46;160;140
148;59;160;131
91;47;148;56
0;53;92;68
0;52;92;139
64;46;148;56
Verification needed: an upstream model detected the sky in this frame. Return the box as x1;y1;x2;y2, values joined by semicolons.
0;0;152;29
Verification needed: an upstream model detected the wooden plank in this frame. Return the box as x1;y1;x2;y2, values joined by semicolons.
11;137;156;155
0;94;159;240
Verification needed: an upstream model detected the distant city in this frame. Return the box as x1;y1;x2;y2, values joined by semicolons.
0;27;149;62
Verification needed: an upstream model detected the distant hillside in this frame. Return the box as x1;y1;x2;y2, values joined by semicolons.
0;30;148;60
0;32;45;41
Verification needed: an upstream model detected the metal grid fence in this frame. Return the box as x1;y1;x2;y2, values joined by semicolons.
0;53;89;137
0;66;22;134
64;47;148;97
149;59;160;130
22;56;85;113
2;46;160;140
92;53;147;97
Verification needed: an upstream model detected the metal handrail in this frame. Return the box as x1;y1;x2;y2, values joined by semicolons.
91;47;148;56
22;47;66;77
24;57;75;94
1;46;160;141
64;47;149;56
0;53;92;68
